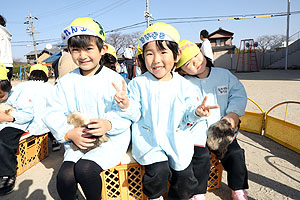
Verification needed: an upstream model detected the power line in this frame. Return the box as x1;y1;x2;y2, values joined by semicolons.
13;10;300;45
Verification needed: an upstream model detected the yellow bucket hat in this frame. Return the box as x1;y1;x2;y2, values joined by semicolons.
61;17;105;44
0;63;9;80
106;43;117;59
138;22;180;50
177;40;200;69
30;64;49;76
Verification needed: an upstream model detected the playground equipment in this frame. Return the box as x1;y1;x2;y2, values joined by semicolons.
236;39;259;72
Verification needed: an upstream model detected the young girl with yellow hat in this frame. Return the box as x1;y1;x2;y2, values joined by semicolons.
0;66;33;196
42;17;131;200
176;40;248;200
13;64;59;149
113;23;218;200
102;43;130;83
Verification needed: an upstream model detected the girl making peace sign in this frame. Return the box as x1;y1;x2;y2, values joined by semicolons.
113;22;218;200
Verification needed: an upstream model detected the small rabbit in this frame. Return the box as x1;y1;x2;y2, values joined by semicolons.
67;111;109;153
206;119;235;159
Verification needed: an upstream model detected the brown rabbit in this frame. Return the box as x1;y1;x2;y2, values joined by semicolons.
67;111;109;153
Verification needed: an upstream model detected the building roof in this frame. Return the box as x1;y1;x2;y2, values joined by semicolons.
209;27;234;39
42;51;62;63
25;47;60;56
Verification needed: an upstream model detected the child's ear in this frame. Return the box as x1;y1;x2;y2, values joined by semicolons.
101;44;108;56
176;49;182;63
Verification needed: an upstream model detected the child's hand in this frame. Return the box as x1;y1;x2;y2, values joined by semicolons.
196;96;219;117
85;119;112;136
112;80;129;109
67;127;96;149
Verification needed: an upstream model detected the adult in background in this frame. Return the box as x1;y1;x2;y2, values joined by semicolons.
0;15;13;81
200;29;214;63
123;44;135;80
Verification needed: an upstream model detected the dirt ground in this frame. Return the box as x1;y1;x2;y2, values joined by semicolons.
3;70;300;200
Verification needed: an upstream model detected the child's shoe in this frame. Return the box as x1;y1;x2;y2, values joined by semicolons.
0;176;16;196
189;194;205;200
232;189;248;200
149;196;164;200
52;139;61;151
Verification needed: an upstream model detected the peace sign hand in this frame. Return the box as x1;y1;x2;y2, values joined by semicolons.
112;80;129;110
196;96;219;117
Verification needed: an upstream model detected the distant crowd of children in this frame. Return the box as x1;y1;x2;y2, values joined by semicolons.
0;16;248;200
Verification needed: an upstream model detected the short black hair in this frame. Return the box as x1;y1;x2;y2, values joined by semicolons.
137;54;147;74
29;70;48;82
102;53;117;72
0;80;11;93
68;35;104;51
0;15;6;27
200;29;209;38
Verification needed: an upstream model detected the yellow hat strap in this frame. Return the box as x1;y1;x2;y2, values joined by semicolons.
138;31;175;48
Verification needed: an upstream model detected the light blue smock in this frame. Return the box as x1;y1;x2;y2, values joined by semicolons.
0;87;33;132
185;67;247;147
118;72;202;171
13;80;53;136
42;67;131;170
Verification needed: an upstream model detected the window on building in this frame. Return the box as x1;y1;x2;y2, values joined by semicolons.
216;39;226;46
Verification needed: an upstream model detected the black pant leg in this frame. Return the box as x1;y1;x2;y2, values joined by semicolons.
56;161;77;200
168;162;199;200
221;139;249;190
74;159;103;200
143;161;171;199
192;146;211;195
125;59;134;80
0;127;23;177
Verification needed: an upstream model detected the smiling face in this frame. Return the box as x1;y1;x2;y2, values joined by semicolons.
69;37;107;76
180;51;209;78
143;41;180;81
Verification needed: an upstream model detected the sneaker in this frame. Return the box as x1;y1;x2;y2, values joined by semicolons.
0;176;15;196
190;194;205;200
149;196;164;200
52;140;61;152
232;189;248;200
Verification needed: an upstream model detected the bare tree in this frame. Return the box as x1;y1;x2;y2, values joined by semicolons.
256;34;285;52
106;31;142;55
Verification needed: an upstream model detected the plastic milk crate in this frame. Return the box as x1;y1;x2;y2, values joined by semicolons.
100;153;223;199
16;132;49;176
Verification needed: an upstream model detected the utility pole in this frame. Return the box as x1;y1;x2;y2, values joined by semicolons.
285;0;290;70
144;0;151;27
25;12;39;63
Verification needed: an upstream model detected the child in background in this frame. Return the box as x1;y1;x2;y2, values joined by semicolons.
12;64;60;151
135;45;147;75
42;17;131;200
176;40;248;200
0;66;33;196
102;43;130;83
113;22;218;200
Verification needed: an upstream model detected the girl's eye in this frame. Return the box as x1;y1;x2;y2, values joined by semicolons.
71;49;79;52
145;52;153;56
87;47;94;51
